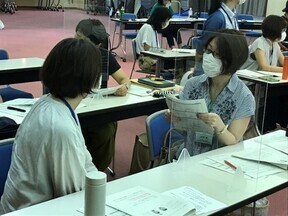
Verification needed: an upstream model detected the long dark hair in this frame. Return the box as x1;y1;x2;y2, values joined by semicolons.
147;7;172;31
208;0;222;15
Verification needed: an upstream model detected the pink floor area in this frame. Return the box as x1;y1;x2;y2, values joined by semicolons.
0;9;287;215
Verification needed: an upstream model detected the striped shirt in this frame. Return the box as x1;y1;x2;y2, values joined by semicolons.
178;74;255;156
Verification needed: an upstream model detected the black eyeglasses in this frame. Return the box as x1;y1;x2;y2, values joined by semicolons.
203;45;220;59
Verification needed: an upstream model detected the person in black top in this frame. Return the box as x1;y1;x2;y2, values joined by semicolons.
75;19;131;171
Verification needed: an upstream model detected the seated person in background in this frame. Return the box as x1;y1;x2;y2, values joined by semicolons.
0;38;101;213
149;0;182;49
135;7;172;71
241;15;287;73
168;29;255;156
279;0;288;52
75;19;131;171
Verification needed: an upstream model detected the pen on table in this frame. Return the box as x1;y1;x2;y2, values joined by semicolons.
7;106;26;113
224;160;237;170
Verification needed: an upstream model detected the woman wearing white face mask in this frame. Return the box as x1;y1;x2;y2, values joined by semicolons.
241;15;287;73
135;7;172;71
177;29;255;156
194;0;248;76
149;0;182;49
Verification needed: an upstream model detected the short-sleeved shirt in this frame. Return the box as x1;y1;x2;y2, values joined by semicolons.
178;74;255;156
135;23;159;55
99;47;121;88
0;95;96;214
241;36;281;71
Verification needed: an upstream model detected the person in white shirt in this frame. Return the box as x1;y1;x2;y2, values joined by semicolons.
135;7;172;71
241;15;287;73
0;38;102;213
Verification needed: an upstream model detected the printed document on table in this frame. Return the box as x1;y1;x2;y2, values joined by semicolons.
106;186;196;216
128;84;151;97
163;186;226;215
201;154;284;179
165;94;213;133
76;205;129;216
254;130;288;154
232;144;288;169
91;85;123;96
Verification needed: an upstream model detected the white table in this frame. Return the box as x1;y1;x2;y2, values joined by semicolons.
0;58;44;85
236;70;288;133
3;131;287;216
141;49;196;77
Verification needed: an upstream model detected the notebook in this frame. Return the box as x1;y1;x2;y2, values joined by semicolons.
137;77;175;88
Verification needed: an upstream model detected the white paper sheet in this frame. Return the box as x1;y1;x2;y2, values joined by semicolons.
202;154;284;179
106;186;195;216
165;94;213;133
163;186;226;215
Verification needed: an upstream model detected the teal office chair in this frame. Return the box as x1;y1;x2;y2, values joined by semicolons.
111;13;138;62
0;138;14;196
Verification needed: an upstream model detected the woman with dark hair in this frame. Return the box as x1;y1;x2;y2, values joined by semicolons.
168;29;255;156
149;0;182;49
135;7;172;71
0;38;102;213
194;0;248;76
242;15;287;72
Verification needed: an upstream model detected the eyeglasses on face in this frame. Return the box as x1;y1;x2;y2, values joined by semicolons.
203;45;221;59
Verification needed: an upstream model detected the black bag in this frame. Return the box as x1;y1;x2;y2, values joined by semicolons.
0;117;19;140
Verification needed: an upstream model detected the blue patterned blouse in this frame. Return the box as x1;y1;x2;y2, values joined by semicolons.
178;74;255;156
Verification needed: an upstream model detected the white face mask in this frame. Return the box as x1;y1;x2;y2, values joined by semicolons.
166;2;171;8
238;0;246;5
162;21;170;29
202;53;222;78
279;31;287;42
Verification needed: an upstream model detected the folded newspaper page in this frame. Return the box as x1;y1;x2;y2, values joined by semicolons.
165;94;214;134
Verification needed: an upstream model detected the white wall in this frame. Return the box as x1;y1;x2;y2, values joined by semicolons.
266;0;286;16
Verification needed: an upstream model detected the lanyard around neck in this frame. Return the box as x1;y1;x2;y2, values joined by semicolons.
220;6;238;30
60;96;78;126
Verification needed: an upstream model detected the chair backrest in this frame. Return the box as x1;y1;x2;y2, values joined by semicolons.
238;14;254;20
146;110;171;161
0;138;14;196
122;13;137;20
0;49;9;60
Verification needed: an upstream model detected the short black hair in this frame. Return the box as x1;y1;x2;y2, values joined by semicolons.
205;29;248;75
75;19;109;49
262;15;287;41
40;38;102;98
147;7;172;31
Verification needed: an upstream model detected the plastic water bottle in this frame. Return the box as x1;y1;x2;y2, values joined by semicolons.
84;171;107;216
188;8;193;18
120;6;125;19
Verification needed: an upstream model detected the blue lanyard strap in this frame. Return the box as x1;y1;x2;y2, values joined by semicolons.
220;6;238;30
60;97;78;126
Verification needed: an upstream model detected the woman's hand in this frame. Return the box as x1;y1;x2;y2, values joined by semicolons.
197;112;226;133
114;85;128;96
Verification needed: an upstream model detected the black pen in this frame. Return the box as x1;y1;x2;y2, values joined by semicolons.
7;106;26;113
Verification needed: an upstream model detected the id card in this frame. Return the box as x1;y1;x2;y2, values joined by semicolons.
195;132;213;145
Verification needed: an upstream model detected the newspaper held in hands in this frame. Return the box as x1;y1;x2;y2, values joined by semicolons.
165;94;214;134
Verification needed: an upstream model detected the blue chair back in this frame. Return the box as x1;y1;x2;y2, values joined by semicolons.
238;14;254;20
0;138;14;196
146;110;171;161
0;86;33;102
0;49;9;60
